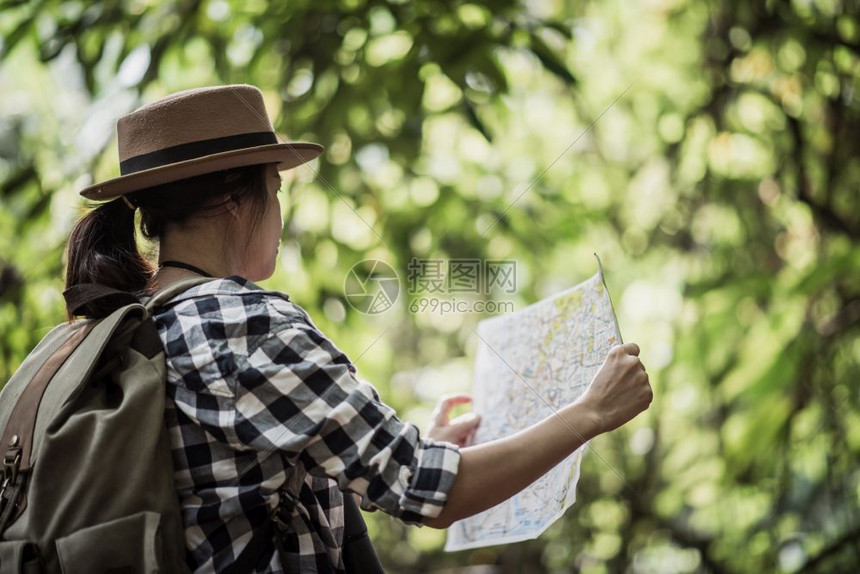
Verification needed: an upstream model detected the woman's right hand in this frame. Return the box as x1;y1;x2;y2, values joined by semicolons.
425;342;652;528
577;342;652;435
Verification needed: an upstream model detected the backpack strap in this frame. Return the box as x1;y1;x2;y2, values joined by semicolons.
341;493;384;573
63;278;216;320
142;277;216;315
0;322;97;476
63;284;139;318
0;320;97;531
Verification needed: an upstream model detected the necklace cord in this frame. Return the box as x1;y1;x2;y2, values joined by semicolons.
159;260;215;278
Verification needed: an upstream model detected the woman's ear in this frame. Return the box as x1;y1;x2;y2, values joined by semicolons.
226;193;241;220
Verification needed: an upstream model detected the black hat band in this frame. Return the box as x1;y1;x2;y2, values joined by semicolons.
119;131;278;175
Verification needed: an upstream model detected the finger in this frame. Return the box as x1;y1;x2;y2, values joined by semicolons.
620;342;640;356
433;394;472;425
450;412;480;429
431;409;448;426
439;393;472;406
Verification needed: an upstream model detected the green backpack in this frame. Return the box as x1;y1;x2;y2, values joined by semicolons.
0;278;210;574
0;278;385;574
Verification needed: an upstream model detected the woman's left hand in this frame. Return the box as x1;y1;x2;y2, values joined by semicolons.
426;393;481;448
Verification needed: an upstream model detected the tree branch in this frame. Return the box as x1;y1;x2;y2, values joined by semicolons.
786;115;858;238
799;523;860;572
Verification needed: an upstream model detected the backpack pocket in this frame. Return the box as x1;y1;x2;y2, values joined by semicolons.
0;540;41;573
55;511;164;574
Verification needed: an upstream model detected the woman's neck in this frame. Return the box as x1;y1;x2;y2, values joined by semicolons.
148;220;241;291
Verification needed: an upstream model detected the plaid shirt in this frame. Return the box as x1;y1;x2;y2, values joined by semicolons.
149;277;461;573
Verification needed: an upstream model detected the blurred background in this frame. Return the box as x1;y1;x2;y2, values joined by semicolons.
1;0;858;572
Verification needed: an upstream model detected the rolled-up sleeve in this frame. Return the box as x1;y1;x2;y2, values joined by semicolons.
230;308;460;524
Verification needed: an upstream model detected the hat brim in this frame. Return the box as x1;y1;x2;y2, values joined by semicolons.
79;142;324;201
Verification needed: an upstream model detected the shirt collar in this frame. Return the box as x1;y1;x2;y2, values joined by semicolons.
154;275;291;306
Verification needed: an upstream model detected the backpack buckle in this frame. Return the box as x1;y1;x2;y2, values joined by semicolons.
0;447;22;511
2;448;21;485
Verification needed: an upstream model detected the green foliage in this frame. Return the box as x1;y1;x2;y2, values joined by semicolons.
1;0;859;571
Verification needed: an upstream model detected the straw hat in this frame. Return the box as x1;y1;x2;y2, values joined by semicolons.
79;84;323;200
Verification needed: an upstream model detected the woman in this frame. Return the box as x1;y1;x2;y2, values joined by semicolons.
64;85;652;573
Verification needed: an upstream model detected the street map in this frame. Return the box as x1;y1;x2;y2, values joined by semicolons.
445;257;622;551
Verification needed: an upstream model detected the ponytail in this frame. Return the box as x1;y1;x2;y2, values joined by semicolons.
64;164;269;319
64;198;154;319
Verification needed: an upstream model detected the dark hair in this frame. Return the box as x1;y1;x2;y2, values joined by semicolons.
65;164;270;319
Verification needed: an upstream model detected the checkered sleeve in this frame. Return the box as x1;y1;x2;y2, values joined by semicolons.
230;299;461;524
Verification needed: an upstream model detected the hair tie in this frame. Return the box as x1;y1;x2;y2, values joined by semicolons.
121;195;137;210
